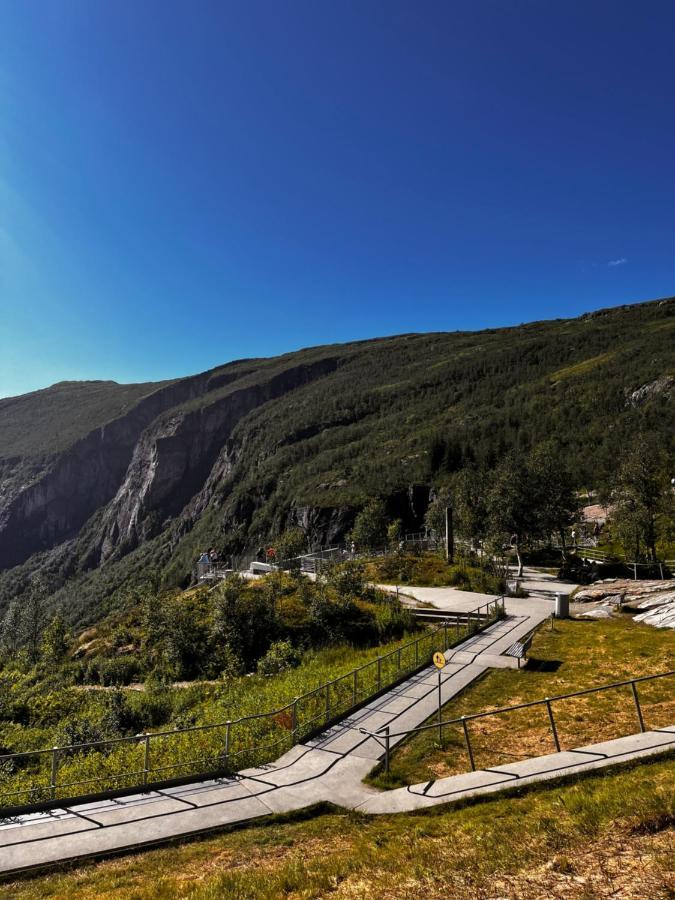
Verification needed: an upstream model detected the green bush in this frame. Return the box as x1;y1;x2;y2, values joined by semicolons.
257;640;302;676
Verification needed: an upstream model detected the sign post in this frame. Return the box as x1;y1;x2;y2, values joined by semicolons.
433;651;446;747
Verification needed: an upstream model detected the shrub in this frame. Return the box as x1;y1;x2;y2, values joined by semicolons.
257;640;302;676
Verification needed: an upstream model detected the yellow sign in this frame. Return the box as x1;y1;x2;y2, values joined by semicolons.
433;651;446;669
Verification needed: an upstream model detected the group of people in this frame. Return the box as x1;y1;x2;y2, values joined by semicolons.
197;547;221;568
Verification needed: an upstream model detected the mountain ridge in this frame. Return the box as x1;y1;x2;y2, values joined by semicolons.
1;296;673;622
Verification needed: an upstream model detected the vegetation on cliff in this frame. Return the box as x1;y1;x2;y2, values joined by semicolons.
0;297;673;621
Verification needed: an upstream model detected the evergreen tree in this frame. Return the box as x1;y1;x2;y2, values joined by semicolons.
21;577;49;663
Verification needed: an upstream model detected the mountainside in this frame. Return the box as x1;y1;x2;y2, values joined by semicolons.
1;298;674;622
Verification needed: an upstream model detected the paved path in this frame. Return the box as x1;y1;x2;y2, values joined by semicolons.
384;567;578;612
2;591;669;877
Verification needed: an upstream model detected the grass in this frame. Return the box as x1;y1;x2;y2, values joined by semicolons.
368;615;675;789
0;380;168;458
0;629;440;810
4;753;674;898
548;351;616;382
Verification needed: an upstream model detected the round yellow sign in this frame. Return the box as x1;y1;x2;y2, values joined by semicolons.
433;651;446;669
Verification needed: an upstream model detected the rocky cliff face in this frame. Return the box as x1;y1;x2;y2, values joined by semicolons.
0;356;339;574
1;296;673;618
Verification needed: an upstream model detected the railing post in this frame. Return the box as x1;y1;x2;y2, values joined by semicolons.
545;699;561;752
415;637;419;665
353;669;358;705
143;733;150;788
397;647;402;672
225;720;231;768
50;747;59;800
377;657;382;691
456;616;460;639
630;681;646;733
461;717;475;771
292;697;299;740
444;621;448;649
325;683;330;722
384;726;390;774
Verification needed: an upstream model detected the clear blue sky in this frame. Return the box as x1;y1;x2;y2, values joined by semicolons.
1;1;674;398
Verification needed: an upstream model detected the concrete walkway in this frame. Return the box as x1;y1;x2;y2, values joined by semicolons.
1;592;668;877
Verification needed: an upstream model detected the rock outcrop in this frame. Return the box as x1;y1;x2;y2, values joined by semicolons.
626;374;675;408
575;579;675;628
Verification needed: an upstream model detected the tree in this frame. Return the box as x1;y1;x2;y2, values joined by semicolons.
452;468;489;550
612;436;665;561
41;614;68;666
527;442;578;554
485;454;533;577
387;519;403;549
350;499;387;551
273;528;307;563
0;601;23;659
424;487;452;539
21;577;49;663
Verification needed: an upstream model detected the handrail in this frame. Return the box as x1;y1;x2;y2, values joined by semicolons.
0;596;506;811
361;669;675;741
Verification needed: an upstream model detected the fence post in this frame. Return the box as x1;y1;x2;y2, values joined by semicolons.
377;657;382;691
384;727;390;774
143;733;150;788
415;638;419;665
225;720;231;768
630;681;646;733
353;669;358;705
50;747;59;800
444;621;448;649
545;699;561;752
397;647;402;672
325;683;330;722
456;616;460;639
292;697;299;740
461;717;475;771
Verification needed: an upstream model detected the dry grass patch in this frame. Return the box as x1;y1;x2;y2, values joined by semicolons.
369;615;674;788
4;756;674;899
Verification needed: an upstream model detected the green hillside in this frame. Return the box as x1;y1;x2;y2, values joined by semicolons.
0;380;169;458
0;298;673;621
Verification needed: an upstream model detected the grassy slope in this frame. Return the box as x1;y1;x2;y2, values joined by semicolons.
0;626;428;807
0;380;168;458
0;631;424;756
5;756;673;898
3;614;674;897
368;615;675;788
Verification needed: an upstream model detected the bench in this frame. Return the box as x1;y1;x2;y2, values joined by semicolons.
504;633;534;669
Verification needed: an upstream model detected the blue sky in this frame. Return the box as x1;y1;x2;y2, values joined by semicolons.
1;1;674;397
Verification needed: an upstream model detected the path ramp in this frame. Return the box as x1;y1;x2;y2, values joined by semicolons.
2;596;671;877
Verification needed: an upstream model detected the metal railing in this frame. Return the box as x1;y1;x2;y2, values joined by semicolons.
0;598;505;815
360;669;675;774
574;546;674;579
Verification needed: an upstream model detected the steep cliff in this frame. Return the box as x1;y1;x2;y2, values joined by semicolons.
1;297;673;621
